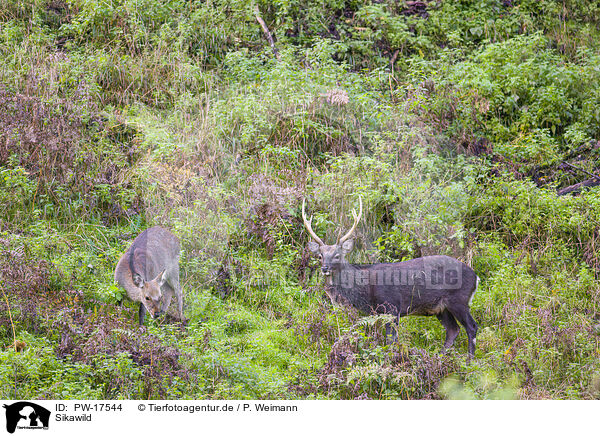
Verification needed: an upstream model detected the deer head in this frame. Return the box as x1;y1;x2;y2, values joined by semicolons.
132;269;166;318
302;196;363;275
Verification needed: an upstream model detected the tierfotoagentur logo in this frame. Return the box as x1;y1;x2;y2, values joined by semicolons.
243;257;465;290
328;261;464;290
2;402;50;434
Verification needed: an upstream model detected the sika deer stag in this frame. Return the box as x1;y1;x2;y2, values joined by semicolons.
302;197;479;356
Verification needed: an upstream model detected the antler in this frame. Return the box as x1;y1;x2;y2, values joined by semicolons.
338;195;363;244
301;198;325;246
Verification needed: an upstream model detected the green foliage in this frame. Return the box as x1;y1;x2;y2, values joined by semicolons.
0;162;37;222
443;34;600;162
0;334;103;399
467;173;600;272
2;0;600;401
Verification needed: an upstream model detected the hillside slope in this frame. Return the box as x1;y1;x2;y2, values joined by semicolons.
1;0;599;399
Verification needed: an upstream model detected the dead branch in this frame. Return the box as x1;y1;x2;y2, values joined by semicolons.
557;178;600;196
390;49;399;71
560;161;600;182
254;6;280;60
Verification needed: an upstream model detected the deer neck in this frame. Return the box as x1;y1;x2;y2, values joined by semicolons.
323;262;373;314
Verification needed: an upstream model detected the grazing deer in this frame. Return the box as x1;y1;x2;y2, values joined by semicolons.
115;226;184;325
302;197;479;356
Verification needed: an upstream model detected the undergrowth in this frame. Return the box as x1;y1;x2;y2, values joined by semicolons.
1;0;600;400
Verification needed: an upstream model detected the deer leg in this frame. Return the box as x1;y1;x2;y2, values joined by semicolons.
448;307;478;357
160;288;173;317
161;282;184;322
164;269;184;320
170;275;184;321
436;309;460;351
465;312;479;356
138;303;146;326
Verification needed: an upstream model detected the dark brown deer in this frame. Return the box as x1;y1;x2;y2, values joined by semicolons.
302;197;479;356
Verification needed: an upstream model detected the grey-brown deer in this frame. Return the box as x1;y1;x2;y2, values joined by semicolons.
302;197;479;356
115;226;184;325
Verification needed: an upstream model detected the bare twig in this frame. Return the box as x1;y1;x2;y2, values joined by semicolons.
557;178;600;196
254;6;280;60
389;49;399;71
561;161;600;182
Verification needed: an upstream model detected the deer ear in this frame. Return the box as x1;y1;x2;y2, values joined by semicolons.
132;274;144;287
308;241;321;254
341;239;354;253
153;269;166;286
